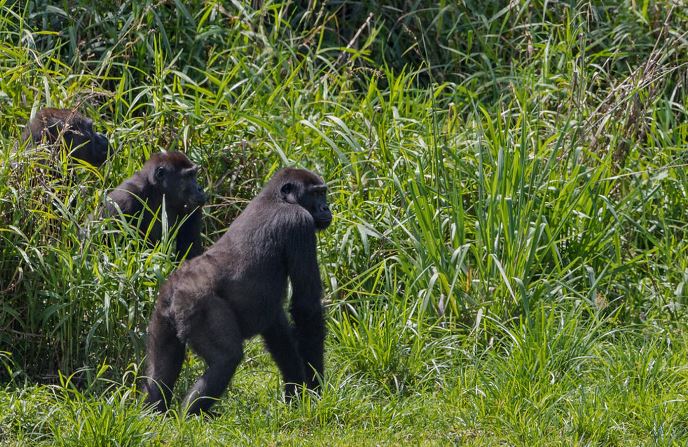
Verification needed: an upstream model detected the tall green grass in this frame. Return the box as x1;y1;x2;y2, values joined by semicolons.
0;0;687;444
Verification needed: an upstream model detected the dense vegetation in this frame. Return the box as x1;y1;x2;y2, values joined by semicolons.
1;0;687;444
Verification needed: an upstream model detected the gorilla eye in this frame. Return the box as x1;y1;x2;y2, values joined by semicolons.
155;166;165;180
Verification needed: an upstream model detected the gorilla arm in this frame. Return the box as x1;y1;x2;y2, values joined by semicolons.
286;220;325;389
176;208;204;260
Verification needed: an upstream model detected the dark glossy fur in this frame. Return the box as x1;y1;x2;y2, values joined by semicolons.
22;108;109;167
144;168;332;415
105;151;206;259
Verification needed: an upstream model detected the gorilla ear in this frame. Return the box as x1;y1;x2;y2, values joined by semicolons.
280;182;298;204
182;165;199;177
155;166;166;181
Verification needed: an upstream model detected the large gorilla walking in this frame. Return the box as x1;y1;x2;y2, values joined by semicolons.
144;167;332;415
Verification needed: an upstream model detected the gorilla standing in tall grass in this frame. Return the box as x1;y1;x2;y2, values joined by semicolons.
105;151;206;259
144;167;332;415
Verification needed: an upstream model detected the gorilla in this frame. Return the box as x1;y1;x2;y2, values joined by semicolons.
105;151;206;259
144;167;332;415
21;108;109;167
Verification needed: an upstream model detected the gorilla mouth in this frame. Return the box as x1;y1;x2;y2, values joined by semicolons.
184;202;203;211
315;217;332;231
185;195;207;209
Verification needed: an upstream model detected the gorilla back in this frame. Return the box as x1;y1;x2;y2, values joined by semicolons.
144;167;332;415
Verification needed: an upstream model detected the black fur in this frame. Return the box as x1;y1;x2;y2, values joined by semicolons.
144;167;332;415
22;108;109;167
105;151;206;259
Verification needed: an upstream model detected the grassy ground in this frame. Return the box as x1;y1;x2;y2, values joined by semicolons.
1;1;687;445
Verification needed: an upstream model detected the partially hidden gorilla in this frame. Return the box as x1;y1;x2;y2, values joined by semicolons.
22;108;109;167
105;151;206;259
144;167;332;415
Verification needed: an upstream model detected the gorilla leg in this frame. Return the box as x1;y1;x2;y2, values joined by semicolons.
183;300;244;415
291;302;325;390
145;310;185;412
262;310;306;399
